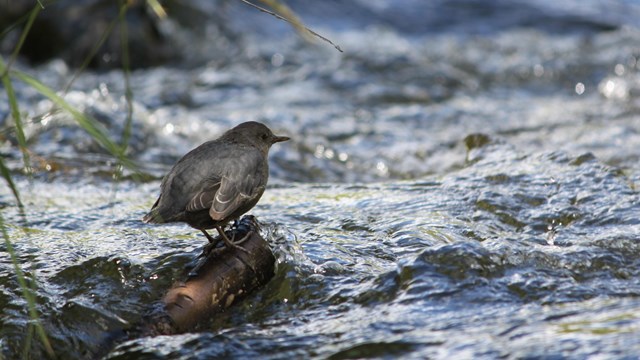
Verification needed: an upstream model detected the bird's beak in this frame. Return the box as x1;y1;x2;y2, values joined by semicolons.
272;135;290;143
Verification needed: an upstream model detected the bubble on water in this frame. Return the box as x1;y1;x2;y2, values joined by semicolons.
533;64;544;77
99;83;110;97
376;161;389;176
324;148;335;159
598;77;628;99
271;53;284;67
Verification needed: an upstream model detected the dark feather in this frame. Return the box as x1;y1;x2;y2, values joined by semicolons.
141;121;288;235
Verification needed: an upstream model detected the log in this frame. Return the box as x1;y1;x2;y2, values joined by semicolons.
163;215;275;332
135;215;276;336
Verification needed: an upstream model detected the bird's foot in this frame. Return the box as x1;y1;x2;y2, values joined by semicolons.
199;241;223;258
224;239;249;254
216;226;249;254
231;231;252;246
199;229;224;257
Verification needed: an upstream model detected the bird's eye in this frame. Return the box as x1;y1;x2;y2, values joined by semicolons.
261;133;269;140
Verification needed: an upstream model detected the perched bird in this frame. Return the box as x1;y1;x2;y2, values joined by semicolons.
142;121;289;251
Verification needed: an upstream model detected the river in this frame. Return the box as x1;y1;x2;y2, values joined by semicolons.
1;0;640;358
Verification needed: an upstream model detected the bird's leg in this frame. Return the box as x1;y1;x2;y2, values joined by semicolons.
215;225;249;254
200;229;222;257
201;229;220;244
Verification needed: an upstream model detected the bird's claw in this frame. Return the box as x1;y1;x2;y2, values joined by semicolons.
216;226;250;254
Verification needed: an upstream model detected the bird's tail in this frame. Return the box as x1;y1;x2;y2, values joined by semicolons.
142;208;169;224
142;197;167;223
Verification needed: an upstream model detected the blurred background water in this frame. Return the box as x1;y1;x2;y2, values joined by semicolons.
1;0;640;358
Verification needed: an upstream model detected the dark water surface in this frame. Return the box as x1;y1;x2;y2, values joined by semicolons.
2;1;640;358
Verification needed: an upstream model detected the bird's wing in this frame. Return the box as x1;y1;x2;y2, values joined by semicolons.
184;150;265;220
185;178;222;213
208;176;264;221
209;151;266;221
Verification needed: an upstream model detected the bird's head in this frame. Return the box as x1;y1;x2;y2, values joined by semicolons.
224;121;289;153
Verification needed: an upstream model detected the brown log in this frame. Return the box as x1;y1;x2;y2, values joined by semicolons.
163;215;275;332
134;215;275;337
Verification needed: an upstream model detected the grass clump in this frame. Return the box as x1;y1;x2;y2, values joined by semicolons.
0;2;145;357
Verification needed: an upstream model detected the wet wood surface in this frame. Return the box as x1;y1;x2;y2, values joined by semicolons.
134;215;275;337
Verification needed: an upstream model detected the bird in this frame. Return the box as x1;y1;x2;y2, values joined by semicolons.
142;121;289;252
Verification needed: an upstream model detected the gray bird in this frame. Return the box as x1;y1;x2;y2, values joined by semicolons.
142;121;289;251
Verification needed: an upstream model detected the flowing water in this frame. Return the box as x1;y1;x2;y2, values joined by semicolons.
1;0;640;358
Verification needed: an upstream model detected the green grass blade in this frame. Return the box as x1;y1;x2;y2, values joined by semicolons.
0;11;31;41
0;3;39;174
1;59;31;174
21;326;35;360
11;68;139;172
0;156;22;208
0;4;47;182
146;0;167;18
4;5;42;75
119;1;134;155
63;15;119;94
16;69;116;152
0;212;54;357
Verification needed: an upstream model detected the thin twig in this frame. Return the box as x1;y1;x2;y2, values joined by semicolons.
239;0;343;53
